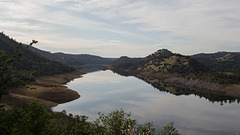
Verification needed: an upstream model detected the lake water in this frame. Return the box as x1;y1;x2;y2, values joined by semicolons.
54;70;240;135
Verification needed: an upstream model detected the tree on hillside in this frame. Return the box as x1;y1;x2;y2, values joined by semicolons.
0;40;38;103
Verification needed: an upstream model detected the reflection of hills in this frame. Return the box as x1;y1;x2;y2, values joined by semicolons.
77;64;105;73
139;76;238;104
113;71;239;105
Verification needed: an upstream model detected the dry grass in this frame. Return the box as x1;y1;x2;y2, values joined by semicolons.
2;70;85;108
224;85;240;99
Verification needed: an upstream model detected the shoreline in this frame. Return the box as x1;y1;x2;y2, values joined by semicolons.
2;70;85;108
107;65;240;100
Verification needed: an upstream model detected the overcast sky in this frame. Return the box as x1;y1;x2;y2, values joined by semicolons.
1;0;240;57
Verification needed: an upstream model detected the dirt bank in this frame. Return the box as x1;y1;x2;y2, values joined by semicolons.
2;70;85;108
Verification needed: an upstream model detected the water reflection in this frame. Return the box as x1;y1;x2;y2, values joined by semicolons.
113;70;239;104
54;70;240;135
76;64;105;73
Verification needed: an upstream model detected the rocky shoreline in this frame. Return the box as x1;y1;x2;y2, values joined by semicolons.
2;70;85;108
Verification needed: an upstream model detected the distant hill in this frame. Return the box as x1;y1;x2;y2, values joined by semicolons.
109;49;240;100
192;52;240;75
53;53;116;66
112;56;142;68
136;49;209;74
29;46;116;70
0;32;75;76
112;49;209;75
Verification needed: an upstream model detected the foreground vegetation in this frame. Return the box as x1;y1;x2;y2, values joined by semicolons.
0;102;179;135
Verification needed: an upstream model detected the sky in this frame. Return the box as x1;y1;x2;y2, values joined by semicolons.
0;0;240;57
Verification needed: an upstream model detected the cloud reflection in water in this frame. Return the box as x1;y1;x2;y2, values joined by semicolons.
54;70;240;135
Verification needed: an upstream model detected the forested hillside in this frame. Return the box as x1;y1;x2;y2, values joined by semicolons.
0;32;75;76
192;52;240;75
136;49;209;74
112;49;209;75
29;46;116;69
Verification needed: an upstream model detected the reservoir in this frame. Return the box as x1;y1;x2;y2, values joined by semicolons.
54;70;240;135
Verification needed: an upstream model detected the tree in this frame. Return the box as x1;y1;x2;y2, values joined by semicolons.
0;102;58;135
1;102;179;135
94;108;155;135
0;40;38;103
158;122;179;135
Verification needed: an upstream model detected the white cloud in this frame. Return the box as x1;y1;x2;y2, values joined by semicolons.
1;0;240;56
37;36;159;57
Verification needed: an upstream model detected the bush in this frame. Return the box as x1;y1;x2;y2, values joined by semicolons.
0;102;58;135
158;122;179;135
95;108;155;135
0;102;179;135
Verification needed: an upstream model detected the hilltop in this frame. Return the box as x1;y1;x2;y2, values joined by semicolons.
136;49;209;74
111;49;209;75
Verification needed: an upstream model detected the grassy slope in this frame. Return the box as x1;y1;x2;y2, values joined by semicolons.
2;70;85;108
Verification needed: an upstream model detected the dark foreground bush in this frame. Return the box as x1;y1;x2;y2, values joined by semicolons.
0;102;179;135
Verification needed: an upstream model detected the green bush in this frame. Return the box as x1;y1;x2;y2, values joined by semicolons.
158;122;179;135
0;102;179;135
95;108;155;135
0;102;58;135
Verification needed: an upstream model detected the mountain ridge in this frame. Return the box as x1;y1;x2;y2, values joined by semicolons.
29;45;116;70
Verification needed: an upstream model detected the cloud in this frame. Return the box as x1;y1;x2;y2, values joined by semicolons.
1;0;240;56
118;0;240;53
36;36;159;57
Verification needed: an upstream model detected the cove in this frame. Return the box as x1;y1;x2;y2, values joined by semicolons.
54;70;240;135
